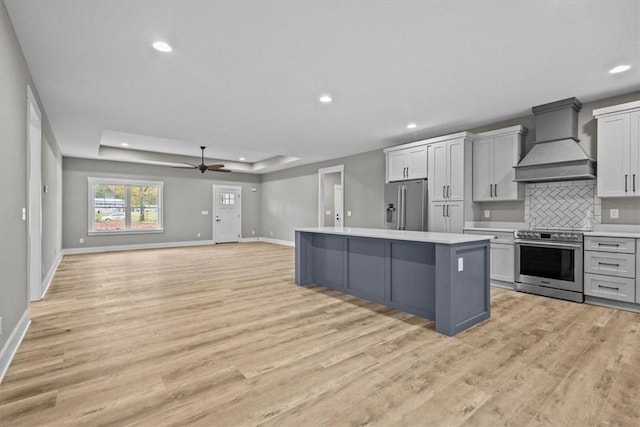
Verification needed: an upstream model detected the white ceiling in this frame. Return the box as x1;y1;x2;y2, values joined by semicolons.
5;1;639;174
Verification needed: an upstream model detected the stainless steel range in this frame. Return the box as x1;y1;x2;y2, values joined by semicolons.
514;229;584;303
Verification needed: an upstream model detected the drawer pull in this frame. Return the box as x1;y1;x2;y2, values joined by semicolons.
598;284;620;291
598;243;620;247
598;262;620;267
540;280;551;284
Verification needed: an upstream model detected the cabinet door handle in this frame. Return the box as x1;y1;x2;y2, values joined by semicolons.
489;184;493;197
494;184;497;197
447;185;450;198
598;284;620;291
442;185;446;198
442;205;446;217
447;204;450;217
634;174;636;192
625;174;628;192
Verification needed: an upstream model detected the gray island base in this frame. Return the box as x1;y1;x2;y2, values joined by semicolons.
295;227;491;336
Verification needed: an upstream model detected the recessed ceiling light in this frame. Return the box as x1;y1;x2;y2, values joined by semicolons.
319;94;332;103
609;64;631;74
120;142;129;147
407;123;417;129
239;157;246;161
152;41;172;53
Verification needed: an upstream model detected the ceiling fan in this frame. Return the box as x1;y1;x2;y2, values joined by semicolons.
174;146;231;173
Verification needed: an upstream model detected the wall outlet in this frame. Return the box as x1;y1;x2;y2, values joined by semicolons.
484;210;491;218
325;210;331;215
201;210;208;215
197;232;201;238
22;207;26;221
251;188;257;192
347;211;352;217
270;231;274;236
251;230;255;235
79;238;84;244
610;208;619;219
458;257;464;272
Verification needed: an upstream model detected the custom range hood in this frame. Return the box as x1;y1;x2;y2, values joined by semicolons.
514;97;595;182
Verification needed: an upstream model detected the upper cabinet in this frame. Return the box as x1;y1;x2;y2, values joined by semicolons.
384;143;428;182
594;100;640;198
472;125;527;202
429;138;465;202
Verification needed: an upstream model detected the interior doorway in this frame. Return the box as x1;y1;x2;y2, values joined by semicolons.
213;185;242;243
27;86;43;301
318;165;344;228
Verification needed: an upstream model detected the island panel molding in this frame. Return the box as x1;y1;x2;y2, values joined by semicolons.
295;227;491;336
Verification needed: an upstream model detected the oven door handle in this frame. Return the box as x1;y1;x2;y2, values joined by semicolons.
516;241;583;250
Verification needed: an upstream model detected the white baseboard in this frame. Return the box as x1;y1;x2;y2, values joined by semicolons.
0;311;31;384
258;237;295;247
40;250;64;300
239;237;260;243
62;240;216;255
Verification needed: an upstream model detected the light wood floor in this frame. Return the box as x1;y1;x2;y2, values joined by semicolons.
1;242;640;426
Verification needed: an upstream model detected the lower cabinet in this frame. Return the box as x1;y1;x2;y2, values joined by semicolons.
584;236;637;303
464;229;515;284
491;243;515;283
429;201;464;233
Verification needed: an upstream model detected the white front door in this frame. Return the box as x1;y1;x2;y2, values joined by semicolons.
214;186;241;243
334;184;343;227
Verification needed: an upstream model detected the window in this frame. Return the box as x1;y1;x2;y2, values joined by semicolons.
219;192;235;206
88;178;163;234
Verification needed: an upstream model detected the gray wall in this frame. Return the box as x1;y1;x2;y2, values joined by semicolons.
0;2;62;351
42;132;63;278
261;149;385;241
473;91;640;224
62;158;262;249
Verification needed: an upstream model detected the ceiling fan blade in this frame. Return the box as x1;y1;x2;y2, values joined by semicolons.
172;164;198;169
209;167;231;173
206;164;225;169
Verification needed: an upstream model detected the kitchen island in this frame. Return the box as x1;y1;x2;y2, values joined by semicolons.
295;227;491;336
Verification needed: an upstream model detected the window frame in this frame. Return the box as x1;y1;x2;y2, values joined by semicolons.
87;177;164;235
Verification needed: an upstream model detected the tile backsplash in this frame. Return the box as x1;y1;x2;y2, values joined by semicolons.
524;180;601;230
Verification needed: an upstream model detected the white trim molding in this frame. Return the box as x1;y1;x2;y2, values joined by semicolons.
63;240;215;255
0;311;31;383
40;250;64;299
259;237;295;247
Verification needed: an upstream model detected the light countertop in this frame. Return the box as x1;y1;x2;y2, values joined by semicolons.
584;231;640;239
296;227;492;245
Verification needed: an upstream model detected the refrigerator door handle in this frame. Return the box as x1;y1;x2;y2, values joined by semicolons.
399;185;407;230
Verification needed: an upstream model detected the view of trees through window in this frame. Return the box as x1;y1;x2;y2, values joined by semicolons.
90;180;163;233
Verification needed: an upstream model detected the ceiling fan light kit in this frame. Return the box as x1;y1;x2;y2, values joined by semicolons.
173;146;231;173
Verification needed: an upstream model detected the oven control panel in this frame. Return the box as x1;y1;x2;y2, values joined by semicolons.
515;230;583;242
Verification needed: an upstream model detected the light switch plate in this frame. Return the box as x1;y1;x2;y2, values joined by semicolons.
457;257;463;272
610;208;619;219
347;211;352;217
201;210;208;215
484;210;490;218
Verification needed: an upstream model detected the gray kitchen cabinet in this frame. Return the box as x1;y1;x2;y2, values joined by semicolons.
384;144;428;182
593;101;640;198
464;229;515;285
584;235;637;303
472;125;526;202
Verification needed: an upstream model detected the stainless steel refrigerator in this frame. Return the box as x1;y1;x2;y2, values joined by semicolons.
384;179;428;231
